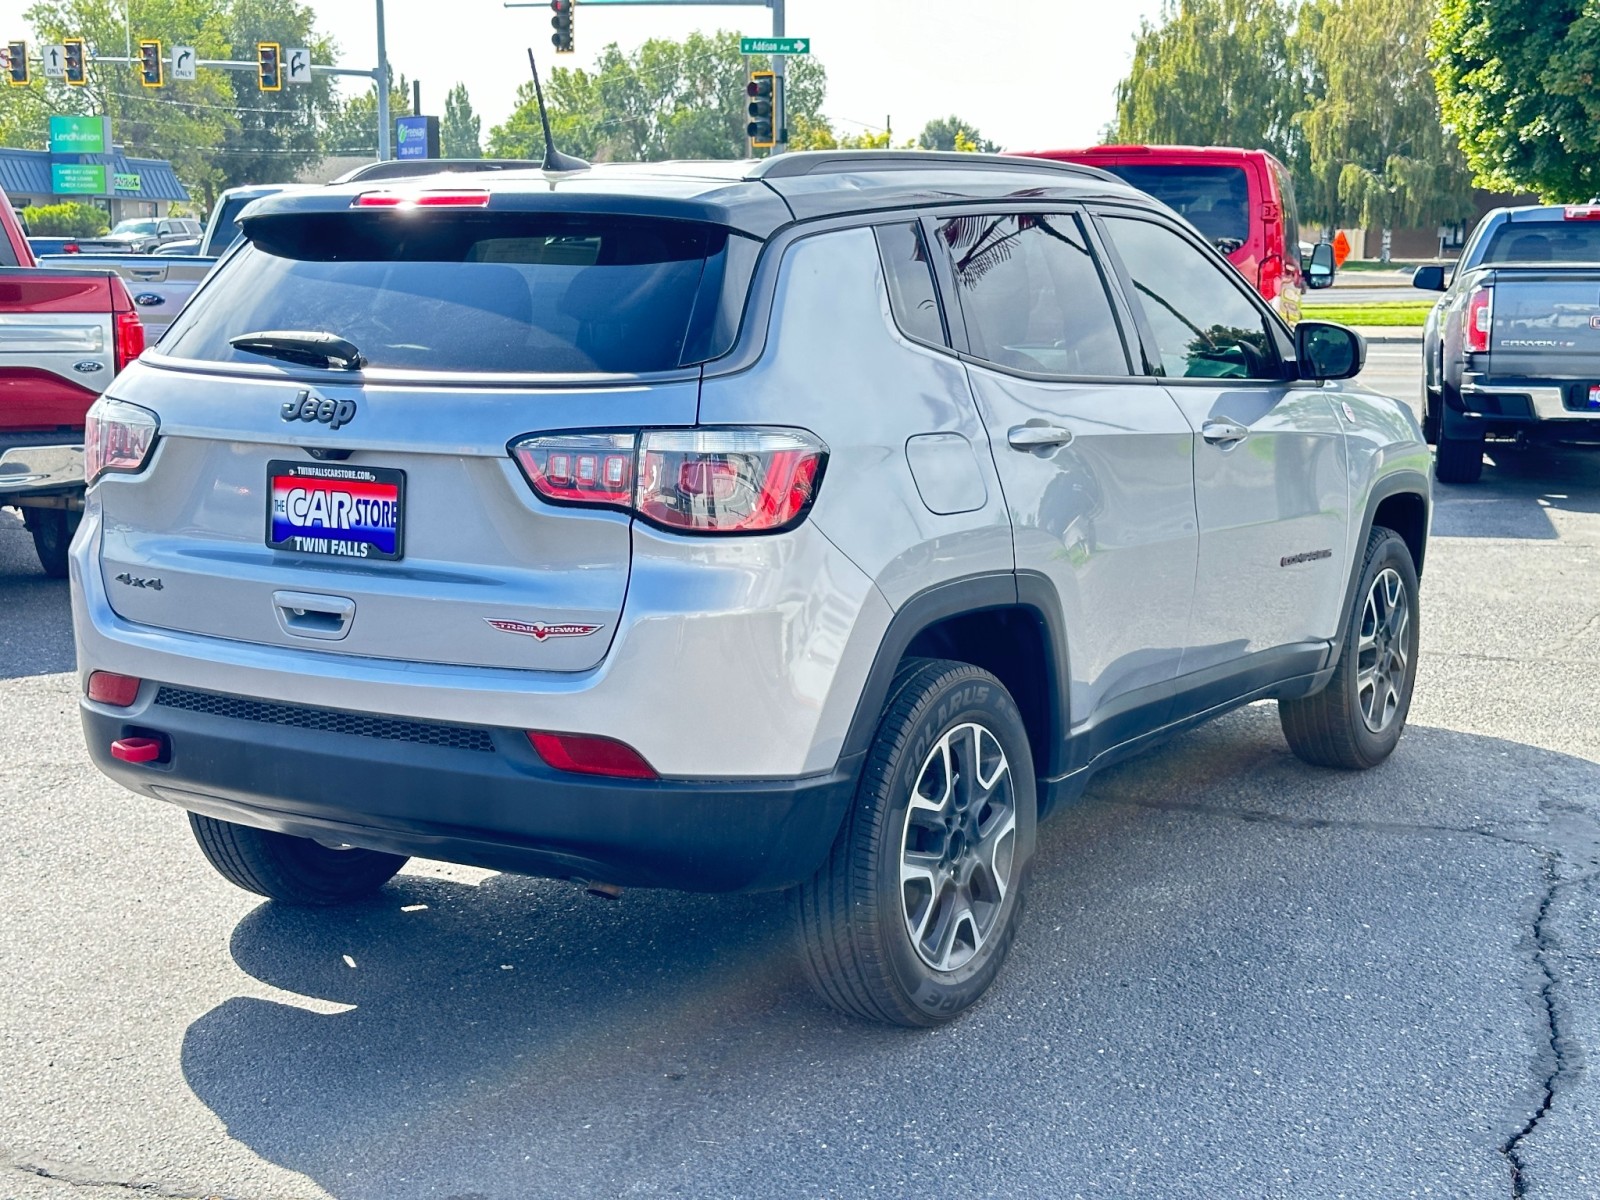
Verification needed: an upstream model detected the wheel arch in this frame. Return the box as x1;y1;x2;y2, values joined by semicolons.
1329;470;1430;664
839;572;1071;786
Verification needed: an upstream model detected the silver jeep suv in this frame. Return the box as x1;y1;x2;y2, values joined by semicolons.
71;153;1432;1025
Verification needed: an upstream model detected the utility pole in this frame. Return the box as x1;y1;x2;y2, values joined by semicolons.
375;0;391;160
770;0;785;154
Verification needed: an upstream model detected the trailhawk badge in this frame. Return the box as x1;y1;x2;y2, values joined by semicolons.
486;618;603;641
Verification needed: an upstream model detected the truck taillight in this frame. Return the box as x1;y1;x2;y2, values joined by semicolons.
511;428;827;534
1466;286;1493;354
1257;252;1285;299
113;309;145;373
83;396;159;486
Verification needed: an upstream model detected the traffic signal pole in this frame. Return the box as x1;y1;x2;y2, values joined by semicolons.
769;0;785;153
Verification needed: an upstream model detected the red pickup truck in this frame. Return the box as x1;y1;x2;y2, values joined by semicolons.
2;188;144;576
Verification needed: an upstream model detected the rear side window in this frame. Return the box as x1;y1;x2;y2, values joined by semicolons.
162;212;749;374
207;195;257;255
1273;162;1302;261
932;211;1130;377
1101;164;1251;254
875;222;947;346
1482;220;1600;264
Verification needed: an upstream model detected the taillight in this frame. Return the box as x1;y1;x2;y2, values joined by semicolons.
1564;205;1600;220
64;242;80;253
510;428;827;534
113;309;145;373
527;732;658;780
1257;252;1285;300
86;671;142;707
1466;286;1493;354
83;396;159;486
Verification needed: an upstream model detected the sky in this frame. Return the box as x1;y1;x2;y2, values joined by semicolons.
298;0;1166;151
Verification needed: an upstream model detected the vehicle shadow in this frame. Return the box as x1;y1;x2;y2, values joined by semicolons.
1433;443;1600;539
0;508;75;678
178;708;1600;1199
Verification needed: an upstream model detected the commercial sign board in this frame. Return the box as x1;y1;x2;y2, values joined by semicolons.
395;115;440;161
48;115;111;155
113;172;141;192
51;162;108;195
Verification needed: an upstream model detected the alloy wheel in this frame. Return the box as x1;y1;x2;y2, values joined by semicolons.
1357;567;1410;733
899;722;1018;972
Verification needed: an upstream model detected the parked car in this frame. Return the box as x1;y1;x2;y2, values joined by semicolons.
0;187;145;576
1012;145;1333;320
72;152;1430;1026
77;216;202;255
26;236;82;256
1415;202;1600;482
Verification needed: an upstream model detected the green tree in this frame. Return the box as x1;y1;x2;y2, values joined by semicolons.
16;201;110;236
1113;0;1306;168
917;115;999;153
441;82;481;157
320;74;411;156
1299;0;1474;238
216;0;338;193
487;31;827;161
1434;0;1600;201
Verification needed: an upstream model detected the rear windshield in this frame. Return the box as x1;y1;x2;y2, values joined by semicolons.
1099;164;1251;253
1482;220;1600;264
162;212;751;374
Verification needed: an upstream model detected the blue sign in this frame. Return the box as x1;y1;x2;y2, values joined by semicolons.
395;115;437;161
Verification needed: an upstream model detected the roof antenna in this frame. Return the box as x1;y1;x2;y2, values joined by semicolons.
527;48;590;175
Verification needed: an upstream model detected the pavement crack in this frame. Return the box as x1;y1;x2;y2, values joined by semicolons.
1120;796;1543;851
6;1158;244;1199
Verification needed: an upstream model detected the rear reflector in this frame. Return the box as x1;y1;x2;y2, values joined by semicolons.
110;737;163;764
87;671;141;707
527;732;658;780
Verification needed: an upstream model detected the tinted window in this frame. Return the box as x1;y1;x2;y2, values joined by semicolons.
162;213;745;374
1102;215;1280;380
875;222;947;346
207;194;266;255
1100;164;1250;253
0;212;17;267
1482;220;1600;264
1274;162;1302;261
933;211;1129;377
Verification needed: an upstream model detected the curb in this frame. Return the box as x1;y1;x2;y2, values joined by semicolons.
1349;327;1423;345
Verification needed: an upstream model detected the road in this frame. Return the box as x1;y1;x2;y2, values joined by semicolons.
1304;270;1430;307
4;350;1599;1199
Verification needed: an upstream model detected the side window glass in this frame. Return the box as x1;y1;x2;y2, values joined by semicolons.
933;211;1129;377
875;222;947;347
1102;215;1281;381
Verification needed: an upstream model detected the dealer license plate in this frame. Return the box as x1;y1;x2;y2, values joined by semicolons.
267;461;405;561
1585;385;1600;412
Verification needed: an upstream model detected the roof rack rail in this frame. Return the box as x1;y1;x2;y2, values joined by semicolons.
749;150;1114;182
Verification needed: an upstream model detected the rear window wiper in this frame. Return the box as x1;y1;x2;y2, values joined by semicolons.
229;330;366;371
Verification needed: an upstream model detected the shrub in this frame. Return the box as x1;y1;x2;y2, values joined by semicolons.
18;202;110;238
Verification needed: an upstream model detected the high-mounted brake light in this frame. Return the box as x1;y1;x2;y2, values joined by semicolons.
1564;205;1600;221
510;428;827;534
113;308;145;373
527;732;658;780
83;396;159;486
352;190;491;209
1466;285;1493;354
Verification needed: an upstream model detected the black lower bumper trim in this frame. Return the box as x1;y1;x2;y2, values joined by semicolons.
83;694;859;894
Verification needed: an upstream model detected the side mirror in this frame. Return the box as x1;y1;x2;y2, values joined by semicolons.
1411;264;1447;292
1306;241;1336;290
1296;321;1365;381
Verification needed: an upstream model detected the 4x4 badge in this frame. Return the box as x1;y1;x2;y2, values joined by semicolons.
281;389;357;431
486;618;603;641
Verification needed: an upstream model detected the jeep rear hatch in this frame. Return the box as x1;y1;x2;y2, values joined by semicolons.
99;208;757;673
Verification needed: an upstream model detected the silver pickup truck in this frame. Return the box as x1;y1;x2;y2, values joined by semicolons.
1416;203;1600;482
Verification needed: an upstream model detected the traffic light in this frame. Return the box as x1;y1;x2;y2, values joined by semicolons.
63;38;86;85
550;0;574;54
257;42;281;91
138;39;162;88
746;70;775;149
4;41;29;87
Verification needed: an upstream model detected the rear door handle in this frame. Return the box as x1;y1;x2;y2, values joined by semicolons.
1007;424;1075;450
1201;419;1250;447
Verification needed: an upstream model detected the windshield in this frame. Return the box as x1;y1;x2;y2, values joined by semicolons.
1098;164;1251;254
161;211;751;374
1482;220;1600;264
111;219;160;236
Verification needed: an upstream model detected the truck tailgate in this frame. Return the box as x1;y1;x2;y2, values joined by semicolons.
0;270;118;427
1488;268;1600;384
38;253;213;339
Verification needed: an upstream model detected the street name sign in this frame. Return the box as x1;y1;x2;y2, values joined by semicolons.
740;37;810;54
170;45;196;80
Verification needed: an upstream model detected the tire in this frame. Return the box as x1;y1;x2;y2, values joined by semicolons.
1434;423;1485;484
188;813;407;904
29;508;80;580
793;658;1037;1027
1280;527;1419;770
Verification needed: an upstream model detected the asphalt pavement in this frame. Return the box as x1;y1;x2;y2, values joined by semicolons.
3;350;1599;1199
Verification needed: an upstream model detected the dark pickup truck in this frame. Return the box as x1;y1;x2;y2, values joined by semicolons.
1417;203;1600;482
2;188;144;576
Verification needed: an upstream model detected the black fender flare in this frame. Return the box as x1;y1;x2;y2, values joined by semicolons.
1328;468;1431;666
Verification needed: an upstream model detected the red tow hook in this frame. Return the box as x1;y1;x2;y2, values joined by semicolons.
110;736;164;764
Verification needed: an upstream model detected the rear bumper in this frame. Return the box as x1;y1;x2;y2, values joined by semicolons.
82;685;859;893
0;435;84;501
1451;375;1600;441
